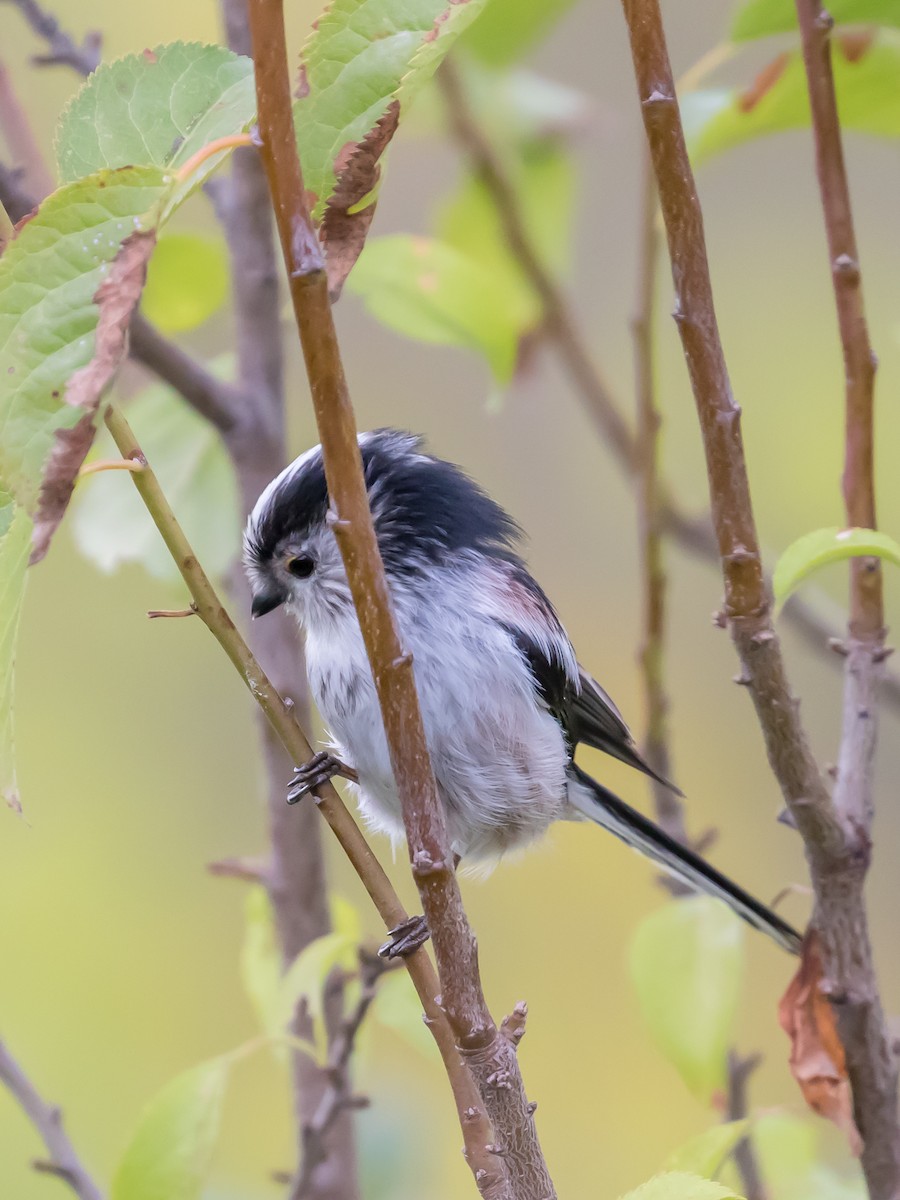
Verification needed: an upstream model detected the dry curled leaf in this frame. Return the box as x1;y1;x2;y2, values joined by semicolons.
778;930;862;1155
321;101;400;300
31;228;156;563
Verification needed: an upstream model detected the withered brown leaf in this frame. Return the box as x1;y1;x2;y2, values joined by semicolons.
321;101;400;301
778;929;862;1156
31;228;156;563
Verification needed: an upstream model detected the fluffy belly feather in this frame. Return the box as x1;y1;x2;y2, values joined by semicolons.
304;611;570;864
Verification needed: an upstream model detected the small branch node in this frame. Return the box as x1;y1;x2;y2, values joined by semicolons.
147;605;198;619
642;88;674;107
873;645;895;663
486;1143;508;1157
712;609;728;629
832;253;859;282
325;507;351;531
733;670;752;687
816;8;835;33
828;637;849;656
527;1100;538;1115
500;1001;528;1047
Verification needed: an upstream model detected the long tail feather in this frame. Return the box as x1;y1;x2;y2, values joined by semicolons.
567;764;801;955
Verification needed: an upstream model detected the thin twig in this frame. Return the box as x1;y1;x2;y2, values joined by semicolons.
793;4;899;1195
0;1040;105;1200
292;952;392;1199
632;160;767;1199
2;0;100;75
726;1052;766;1200
103;403;506;1200
631;146;681;841
244;4;552;1197
435;55;900;713
619;5;900;1199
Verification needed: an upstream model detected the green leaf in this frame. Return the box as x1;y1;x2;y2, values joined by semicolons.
461;0;580;65
0;495;32;814
0;165;172;555
295;0;491;221
437;137;575;331
348;235;531;382
372;969;438;1059
732;0;900;41
629;897;743;1101
72;369;239;582
56;43;256;209
141;233;230;335
239;886;283;1040
773;526;900;609
277;931;357;1059
684;33;900;167
619;1173;744;1200
112;1058;229;1200
664;1121;751;1180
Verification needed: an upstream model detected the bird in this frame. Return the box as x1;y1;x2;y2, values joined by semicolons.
243;428;801;956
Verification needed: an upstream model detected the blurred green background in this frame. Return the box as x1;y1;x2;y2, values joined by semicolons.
3;0;900;1197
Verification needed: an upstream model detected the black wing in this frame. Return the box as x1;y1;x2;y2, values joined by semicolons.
570;666;682;795
500;596;681;795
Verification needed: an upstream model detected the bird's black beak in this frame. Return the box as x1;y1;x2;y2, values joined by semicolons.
251;587;287;619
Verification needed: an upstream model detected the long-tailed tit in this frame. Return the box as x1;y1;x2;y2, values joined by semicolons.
244;429;800;955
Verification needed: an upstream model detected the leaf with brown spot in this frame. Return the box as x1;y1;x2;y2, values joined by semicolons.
321;101;399;300
31;229;157;562
778;931;862;1155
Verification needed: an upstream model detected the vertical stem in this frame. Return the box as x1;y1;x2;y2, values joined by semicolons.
631;149;681;839
792;6;898;1195
618;6;900;1198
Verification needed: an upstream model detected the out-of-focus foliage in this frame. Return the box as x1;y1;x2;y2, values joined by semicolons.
142;233;230;335
663;1121;751;1179
460;0;580;65
111;1057;230;1200
348;234;532;382
684;33;900;166
773;526;900;611
731;0;900;40
72;372;240;581
617;1173;744;1200
629;898;743;1101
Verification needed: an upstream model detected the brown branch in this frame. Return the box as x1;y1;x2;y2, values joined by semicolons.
632;156;767;1200
2;0;100;75
619;4;900;1198
0;1040;105;1200
103;403;507;1200
243;4;551;1197
291;953;393;1200
631;146;682;842
793;4;899;1195
435;54;900;716
128;316;241;433
726;1051;766;1200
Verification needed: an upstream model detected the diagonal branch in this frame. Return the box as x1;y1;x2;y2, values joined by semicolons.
793;4;899;1195
618;4;900;1199
0;1039;105;1200
243;3;550;1197
102;403;507;1200
1;0;100;75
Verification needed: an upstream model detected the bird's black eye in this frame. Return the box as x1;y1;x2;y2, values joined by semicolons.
287;555;316;579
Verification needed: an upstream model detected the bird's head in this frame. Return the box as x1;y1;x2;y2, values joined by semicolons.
243;428;520;626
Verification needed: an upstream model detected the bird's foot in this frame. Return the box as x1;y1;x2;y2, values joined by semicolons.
287;751;356;804
378;915;430;959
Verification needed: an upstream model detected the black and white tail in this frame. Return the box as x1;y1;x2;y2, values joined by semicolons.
567;764;802;955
